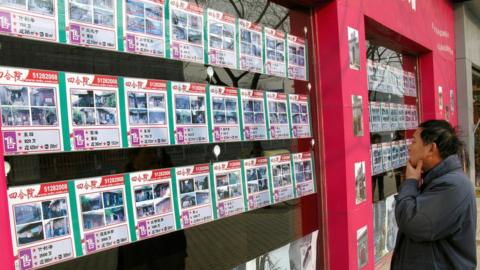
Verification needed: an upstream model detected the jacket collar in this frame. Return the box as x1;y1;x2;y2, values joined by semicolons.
423;155;462;186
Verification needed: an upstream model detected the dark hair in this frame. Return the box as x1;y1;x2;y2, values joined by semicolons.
418;120;463;159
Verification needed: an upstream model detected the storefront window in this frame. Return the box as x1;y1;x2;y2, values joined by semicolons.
366;41;419;264
0;0;322;269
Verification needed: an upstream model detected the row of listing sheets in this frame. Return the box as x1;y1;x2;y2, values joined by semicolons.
0;66;312;155
7;152;316;270
0;0;308;81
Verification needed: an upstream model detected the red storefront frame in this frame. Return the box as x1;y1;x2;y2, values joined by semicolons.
0;1;456;270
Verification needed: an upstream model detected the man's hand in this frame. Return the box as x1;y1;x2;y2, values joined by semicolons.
406;159;423;182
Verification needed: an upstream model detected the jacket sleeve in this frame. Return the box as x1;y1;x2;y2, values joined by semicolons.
395;178;467;242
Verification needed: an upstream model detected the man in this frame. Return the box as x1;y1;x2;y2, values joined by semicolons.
391;120;477;270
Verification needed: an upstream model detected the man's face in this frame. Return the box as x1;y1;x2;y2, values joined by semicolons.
408;128;430;167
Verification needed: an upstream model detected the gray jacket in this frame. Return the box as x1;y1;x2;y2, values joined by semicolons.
391;155;477;270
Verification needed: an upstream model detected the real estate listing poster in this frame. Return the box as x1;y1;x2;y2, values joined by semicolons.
170;82;209;144
7;181;75;270
380;102;390;132
65;72;122;151
206;9;237;69
371;143;383;175
397;104;405;130
289;230;319;270
266;92;290;139
0;0;57;42
168;0;204;63
373;200;387;262
73;174;130;255
264;27;286;78
269;154;295;204
288;94;311;138
351;95;363;136
0;67;63;155
405;138;412;161
65;0;117;49
391;141;400;169
369;101;381;133
238;19;263;73
411;105;418;128
389;103;399;131
209;86;240;142
354;161;366;204
292;152;315;198
239;88;266;141
243;157;271;211
123;0;166;57
347;27;360;70
212;160;245;219
405;104;412;130
124;77;169;147
357;225;368;269
174;163;213;228
126;168;176;241
385;195;398;252
287;34;307;81
381;142;392;171
399;140;407;167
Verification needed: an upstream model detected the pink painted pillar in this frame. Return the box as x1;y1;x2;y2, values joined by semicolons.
312;1;374;269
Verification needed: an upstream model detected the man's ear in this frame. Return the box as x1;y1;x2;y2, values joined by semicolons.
429;142;440;158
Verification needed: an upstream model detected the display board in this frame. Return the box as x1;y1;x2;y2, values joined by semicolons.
72;175;131;255
264;27;286;78
0;67;63;155
123;77;170;147
269;153;295;203
238;19;263;73
212;160;245;219
208;85;240;142
0;0;57;41
266;92;290;139
239;88;266;141
122;0;166;57
288;94;311;138
206;9;237;69
292;152;315;197
174;163;213;228
126;168;177;241
7;181;75;270
64;73;123;151
169;82;209;144
287;34;307;81
168;0;204;63
242;156;271;211
65;0;117;49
